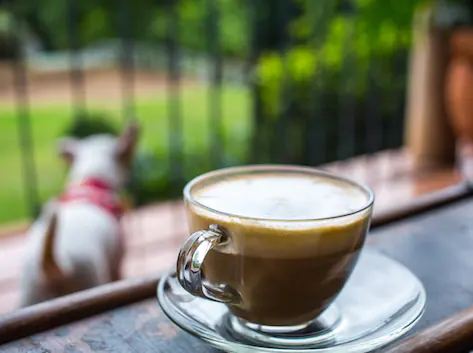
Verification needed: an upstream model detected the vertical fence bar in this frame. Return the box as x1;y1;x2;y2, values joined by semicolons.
379;58;389;152
248;0;264;164
166;0;182;180
275;0;291;164
307;1;340;166
9;8;40;218
394;50;408;149
308;65;328;166
67;0;87;116
117;0;141;246
206;0;223;168
383;56;395;151
118;0;136;121
378;31;406;153
307;1;327;166
389;44;408;150
337;8;357;161
380;30;408;153
365;58;382;155
363;53;384;184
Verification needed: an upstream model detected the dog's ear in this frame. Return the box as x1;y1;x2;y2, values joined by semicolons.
117;122;140;167
58;137;78;164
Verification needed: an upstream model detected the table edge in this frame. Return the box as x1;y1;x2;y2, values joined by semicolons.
385;305;473;353
0;182;472;346
371;182;473;228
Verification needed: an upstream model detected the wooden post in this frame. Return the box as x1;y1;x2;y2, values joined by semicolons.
446;29;473;180
404;7;456;170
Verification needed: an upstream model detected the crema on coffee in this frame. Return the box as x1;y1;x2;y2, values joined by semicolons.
193;173;368;220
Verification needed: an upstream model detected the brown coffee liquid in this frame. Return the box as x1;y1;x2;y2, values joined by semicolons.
188;171;371;326
202;245;364;326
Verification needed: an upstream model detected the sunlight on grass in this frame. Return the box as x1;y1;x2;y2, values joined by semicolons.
0;84;251;224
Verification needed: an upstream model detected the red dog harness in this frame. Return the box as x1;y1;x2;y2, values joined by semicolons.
59;178;124;220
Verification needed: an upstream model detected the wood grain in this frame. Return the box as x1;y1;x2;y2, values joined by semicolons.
385;306;473;353
0;275;159;345
0;182;472;349
372;182;473;228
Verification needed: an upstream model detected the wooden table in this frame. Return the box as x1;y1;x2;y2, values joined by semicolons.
1;184;473;352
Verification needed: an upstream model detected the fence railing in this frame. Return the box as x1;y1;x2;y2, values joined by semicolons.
0;0;410;223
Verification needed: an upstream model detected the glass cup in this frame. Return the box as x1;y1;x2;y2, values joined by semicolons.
177;165;374;334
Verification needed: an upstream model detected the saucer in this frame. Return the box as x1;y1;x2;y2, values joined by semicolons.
157;249;426;352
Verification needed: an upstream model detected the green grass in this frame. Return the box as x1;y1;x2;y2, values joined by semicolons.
0;84;251;224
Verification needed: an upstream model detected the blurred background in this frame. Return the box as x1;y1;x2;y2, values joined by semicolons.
0;0;469;313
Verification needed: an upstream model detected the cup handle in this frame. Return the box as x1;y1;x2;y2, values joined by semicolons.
177;224;241;304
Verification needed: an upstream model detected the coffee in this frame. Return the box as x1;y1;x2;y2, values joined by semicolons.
186;171;372;326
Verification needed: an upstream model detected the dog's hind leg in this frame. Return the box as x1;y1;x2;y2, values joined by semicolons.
41;212;64;279
111;267;121;282
91;254;115;286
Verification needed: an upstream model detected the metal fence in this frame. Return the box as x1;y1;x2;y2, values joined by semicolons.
0;0;409;222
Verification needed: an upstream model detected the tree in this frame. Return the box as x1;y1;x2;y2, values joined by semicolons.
253;0;427;164
11;0;250;57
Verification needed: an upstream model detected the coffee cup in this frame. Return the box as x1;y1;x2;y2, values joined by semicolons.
177;165;373;332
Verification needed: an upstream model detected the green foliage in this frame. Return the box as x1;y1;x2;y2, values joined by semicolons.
13;0;248;56
129;151;212;205
257;4;415;118
150;0;248;57
129;152;180;205
130;147;247;205
14;0;161;50
0;11;18;59
62;112;118;138
255;0;424;164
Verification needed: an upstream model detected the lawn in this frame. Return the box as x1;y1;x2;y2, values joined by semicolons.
0;84;251;224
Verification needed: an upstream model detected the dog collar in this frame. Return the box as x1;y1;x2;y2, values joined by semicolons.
79;178;115;191
59;178;124;219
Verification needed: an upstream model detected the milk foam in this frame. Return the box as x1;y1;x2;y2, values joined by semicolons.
192;173;369;220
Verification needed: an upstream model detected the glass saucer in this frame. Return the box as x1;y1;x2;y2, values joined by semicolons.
157;249;426;352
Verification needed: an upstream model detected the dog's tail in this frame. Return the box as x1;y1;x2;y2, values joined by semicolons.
40;212;61;274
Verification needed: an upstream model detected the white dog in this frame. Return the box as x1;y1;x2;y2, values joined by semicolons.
19;123;139;307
